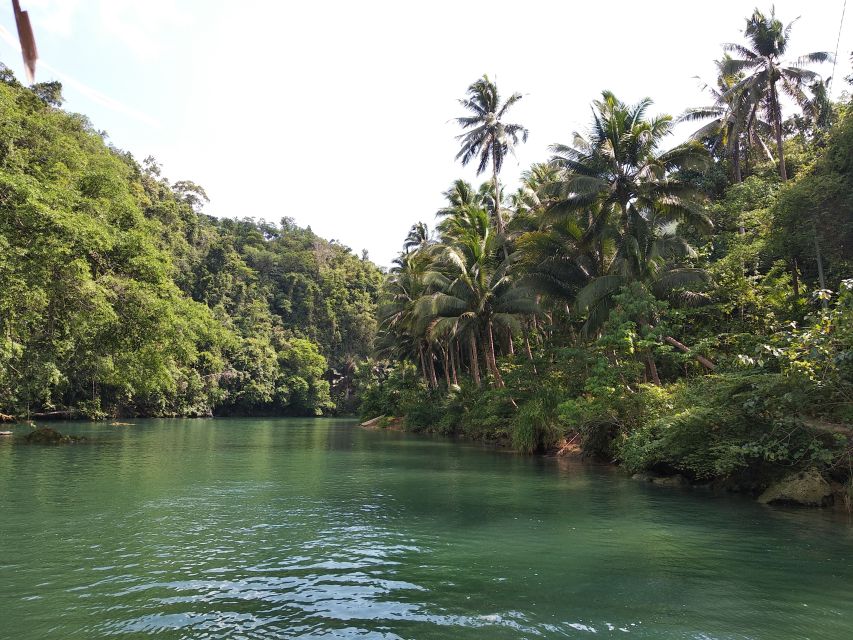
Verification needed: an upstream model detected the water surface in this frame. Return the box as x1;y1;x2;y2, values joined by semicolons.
1;418;852;639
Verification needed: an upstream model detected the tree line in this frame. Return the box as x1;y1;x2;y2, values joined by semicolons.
0;64;383;419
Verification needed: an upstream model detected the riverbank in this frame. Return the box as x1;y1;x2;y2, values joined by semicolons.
360;407;853;511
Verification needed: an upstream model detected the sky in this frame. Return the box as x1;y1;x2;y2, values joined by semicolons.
1;0;851;266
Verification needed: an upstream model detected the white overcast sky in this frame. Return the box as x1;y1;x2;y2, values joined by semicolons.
1;1;851;265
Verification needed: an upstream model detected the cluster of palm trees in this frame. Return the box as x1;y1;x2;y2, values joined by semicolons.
379;85;711;389
680;7;831;182
377;8;832;391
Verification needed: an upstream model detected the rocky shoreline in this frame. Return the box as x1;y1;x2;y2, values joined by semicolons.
361;416;852;512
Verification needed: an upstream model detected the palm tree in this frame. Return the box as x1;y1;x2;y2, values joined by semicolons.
680;56;773;183
403;222;431;254
546;92;713;379
454;75;528;237
377;249;437;388
436;179;483;223
722;8;831;180
416;213;538;388
546;91;710;278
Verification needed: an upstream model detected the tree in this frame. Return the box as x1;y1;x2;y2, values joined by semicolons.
403;222;431;254
545;93;712;380
454;75;528;238
416;206;539;388
546;92;710;279
680;56;774;183
722;7;831;180
30;81;63;107
376;249;436;387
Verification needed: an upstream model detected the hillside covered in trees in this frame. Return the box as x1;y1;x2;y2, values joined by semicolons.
0;64;382;419
360;8;853;493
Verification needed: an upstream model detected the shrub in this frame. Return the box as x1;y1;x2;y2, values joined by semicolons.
512;393;560;454
618;373;843;485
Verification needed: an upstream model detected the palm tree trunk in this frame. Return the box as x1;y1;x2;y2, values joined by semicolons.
733;138;742;183
469;334;481;388
418;344;429;386
770;84;787;181
524;331;537;374
492;153;511;262
451;341;459;386
441;345;451;387
646;353;661;385
485;322;505;388
427;346;438;389
492;154;503;236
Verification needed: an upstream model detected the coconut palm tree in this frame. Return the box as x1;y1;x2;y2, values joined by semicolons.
454;75;528;237
721;7;831;180
416;209;538;388
403;222;431;254
680;56;773;183
546;91;710;278
377;249;438;387
437;179;482;220
545;92;713;378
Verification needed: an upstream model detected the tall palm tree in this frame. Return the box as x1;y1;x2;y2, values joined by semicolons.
377;249;437;387
546;91;710;278
437;179;482;220
722;8;831;180
680;56;773;183
454;75;528;237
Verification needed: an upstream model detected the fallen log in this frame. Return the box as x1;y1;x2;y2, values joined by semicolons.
664;336;716;371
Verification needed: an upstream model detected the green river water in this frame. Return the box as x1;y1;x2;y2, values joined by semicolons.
1;418;852;639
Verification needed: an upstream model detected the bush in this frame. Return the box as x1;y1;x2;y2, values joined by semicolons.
356;362;421;421
402;391;445;432
557;382;674;459
618;373;843;485
512;394;560;454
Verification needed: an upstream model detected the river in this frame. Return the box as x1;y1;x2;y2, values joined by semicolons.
1;418;852;639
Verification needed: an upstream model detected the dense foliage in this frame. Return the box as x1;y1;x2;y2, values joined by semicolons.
0;64;382;418
360;9;853;490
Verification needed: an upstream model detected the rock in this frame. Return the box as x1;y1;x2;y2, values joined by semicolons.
631;472;688;487
758;469;832;507
21;427;84;445
650;474;688;488
360;415;385;428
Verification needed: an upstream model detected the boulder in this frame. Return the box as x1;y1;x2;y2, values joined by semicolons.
21;427;84;444
650;474;689;488
758;469;832;507
631;472;689;487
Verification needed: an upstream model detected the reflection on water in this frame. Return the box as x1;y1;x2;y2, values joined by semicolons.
1;418;852;639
